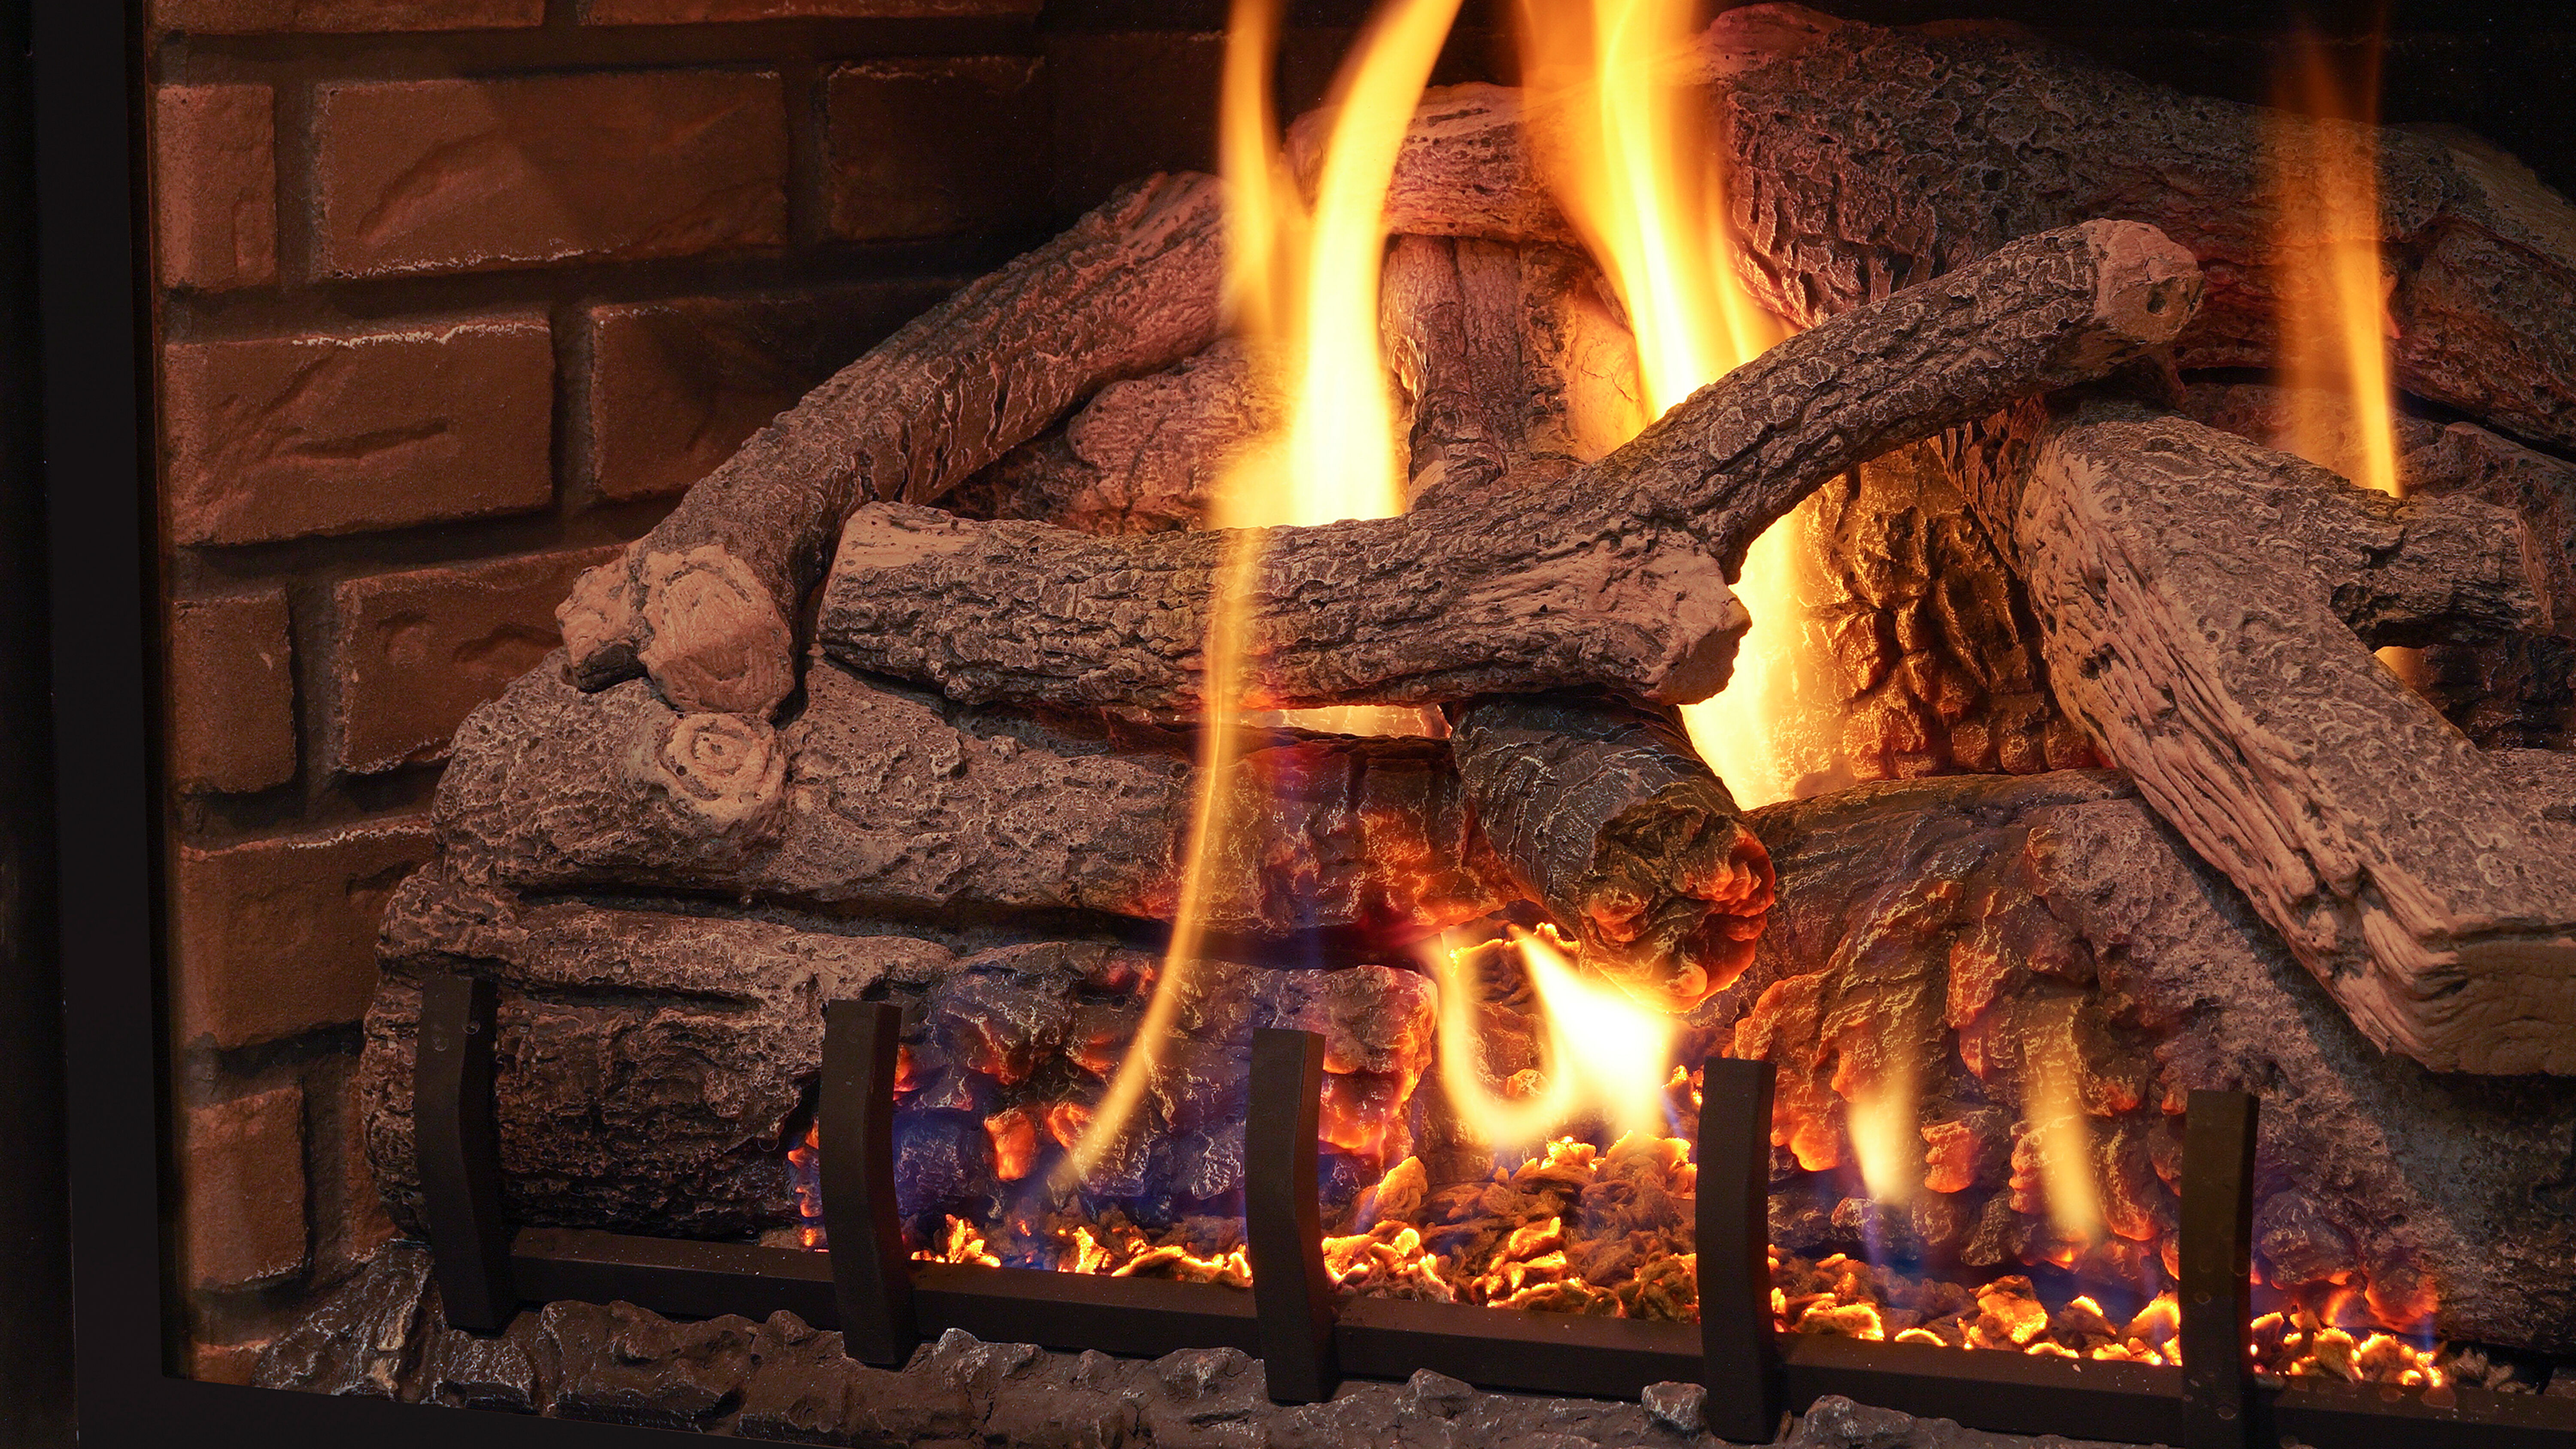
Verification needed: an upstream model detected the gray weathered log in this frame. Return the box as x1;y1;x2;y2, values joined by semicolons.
814;221;2201;716
363;867;955;1236
1694;771;2576;1352
1950;393;2574;1074
1357;4;2576;453
1446;692;1772;1012
555;173;1225;717
436;652;1514;944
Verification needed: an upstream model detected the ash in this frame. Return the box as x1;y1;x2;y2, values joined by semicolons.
250;1242;2181;1446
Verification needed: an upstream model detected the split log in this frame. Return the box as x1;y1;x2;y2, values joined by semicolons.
363;868;957;1236
361;869;1437;1235
435;653;1515;946
1691;771;2576;1352
2179;380;2576;751
1353;6;2576;453
945;340;1267;536
1445;693;1772;1010
815;221;2202;716
1948;392;2576;1074
555;172;1226;717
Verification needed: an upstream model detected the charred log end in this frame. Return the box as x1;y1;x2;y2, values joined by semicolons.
1580;787;1777;1012
2060;220;2203;374
634;545;797;718
559;545;646;691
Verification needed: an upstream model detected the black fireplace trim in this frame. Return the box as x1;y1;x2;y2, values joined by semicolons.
403;972;2576;1448
40;0;2576;1438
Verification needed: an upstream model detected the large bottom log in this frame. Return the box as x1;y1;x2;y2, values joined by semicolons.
1694;771;2576;1352
359;866;1438;1237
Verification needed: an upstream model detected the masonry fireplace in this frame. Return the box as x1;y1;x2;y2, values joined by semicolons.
46;0;2576;1446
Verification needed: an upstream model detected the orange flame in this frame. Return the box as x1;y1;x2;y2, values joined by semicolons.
2269;24;2400;502
2267;23;2424;688
1428;927;1675;1151
1064;0;1461;1185
1516;0;1841;808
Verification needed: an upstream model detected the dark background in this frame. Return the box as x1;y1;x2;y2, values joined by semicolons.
9;0;2576;1440
1;0;72;1444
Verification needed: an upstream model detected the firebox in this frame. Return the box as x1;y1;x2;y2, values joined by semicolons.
40;0;2576;1446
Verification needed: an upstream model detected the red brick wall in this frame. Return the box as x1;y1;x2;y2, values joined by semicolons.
147;0;1051;1365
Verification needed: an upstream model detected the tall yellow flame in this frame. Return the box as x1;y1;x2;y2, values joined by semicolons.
1431;928;1675;1150
2030;1054;2105;1260
1066;0;1459;1183
2270;26;2400;503
1518;0;1841;808
2266;24;2419;688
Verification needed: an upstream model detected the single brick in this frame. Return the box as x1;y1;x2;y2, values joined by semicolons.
313;72;788;279
586;0;1034;19
330;546;619;775
584;282;957;502
154;84;277;292
827;57;1047;241
154;0;543;31
161;314;554;547
180;1084;307;1293
169;589;297;795
173;817;435;1051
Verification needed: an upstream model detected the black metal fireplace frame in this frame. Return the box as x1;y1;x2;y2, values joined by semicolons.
39;0;2576;1441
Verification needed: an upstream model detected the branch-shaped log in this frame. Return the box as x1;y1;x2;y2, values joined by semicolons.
436;653;1514;945
815;222;2199;715
556;173;1225;717
1952;393;2574;1074
1356;5;2576;454
948;340;1267;535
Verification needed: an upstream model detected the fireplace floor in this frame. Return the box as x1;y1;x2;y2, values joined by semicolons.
249;1242;2571;1447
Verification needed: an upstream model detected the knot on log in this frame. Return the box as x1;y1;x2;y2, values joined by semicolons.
638;711;787;831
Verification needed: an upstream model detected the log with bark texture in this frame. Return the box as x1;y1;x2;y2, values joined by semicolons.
1445;693;1772;1011
1948;392;2575;1074
361;870;1439;1235
362;866;957;1236
1351;5;2576;454
1805;441;2096;781
2179;380;2576;750
815;221;2202;715
554;172;1225;717
1682;772;2576;1352
436;652;1515;945
945;340;1268;535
